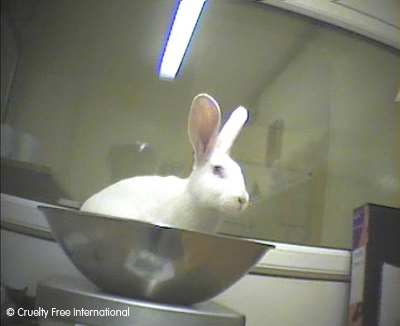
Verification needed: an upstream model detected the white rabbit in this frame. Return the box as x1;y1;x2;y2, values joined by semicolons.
80;94;249;233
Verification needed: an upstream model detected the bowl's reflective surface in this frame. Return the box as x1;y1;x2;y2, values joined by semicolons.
39;206;273;305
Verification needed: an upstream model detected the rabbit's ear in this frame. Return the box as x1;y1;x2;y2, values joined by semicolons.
216;106;248;154
188;94;221;163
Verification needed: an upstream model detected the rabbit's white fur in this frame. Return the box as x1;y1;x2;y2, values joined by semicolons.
80;94;249;233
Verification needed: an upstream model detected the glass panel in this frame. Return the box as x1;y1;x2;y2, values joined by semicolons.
1;0;399;249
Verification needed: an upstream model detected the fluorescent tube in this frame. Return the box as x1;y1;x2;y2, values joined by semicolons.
158;0;207;80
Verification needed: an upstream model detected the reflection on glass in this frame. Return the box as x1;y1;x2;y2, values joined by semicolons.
1;0;399;249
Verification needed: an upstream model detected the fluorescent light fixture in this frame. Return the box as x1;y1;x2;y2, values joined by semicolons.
158;0;207;80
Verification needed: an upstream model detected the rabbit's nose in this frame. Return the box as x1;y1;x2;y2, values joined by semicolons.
237;194;249;210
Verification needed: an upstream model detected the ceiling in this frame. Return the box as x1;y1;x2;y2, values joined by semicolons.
2;0;320;120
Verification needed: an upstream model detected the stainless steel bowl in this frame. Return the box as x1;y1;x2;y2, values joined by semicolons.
39;206;274;305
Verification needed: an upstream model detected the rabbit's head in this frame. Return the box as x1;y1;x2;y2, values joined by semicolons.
187;94;249;215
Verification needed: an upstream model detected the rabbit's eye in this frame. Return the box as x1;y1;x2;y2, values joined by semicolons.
212;165;225;178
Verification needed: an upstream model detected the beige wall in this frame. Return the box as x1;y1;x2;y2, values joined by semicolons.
236;27;399;248
215;274;349;326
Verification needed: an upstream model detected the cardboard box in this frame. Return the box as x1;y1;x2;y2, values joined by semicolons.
348;204;400;326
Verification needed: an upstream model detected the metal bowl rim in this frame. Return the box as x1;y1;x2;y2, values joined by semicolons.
38;205;275;249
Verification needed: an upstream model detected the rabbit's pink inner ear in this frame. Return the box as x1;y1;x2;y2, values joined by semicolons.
188;94;221;163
